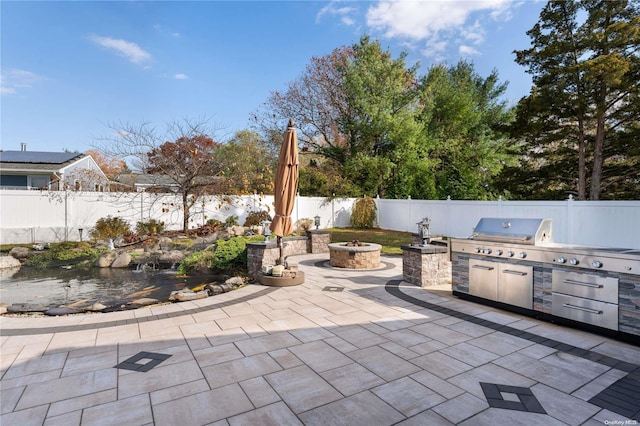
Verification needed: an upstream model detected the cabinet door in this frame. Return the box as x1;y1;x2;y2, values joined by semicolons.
497;264;533;309
469;259;498;301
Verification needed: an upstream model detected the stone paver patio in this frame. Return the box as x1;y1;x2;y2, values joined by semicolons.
1;253;639;425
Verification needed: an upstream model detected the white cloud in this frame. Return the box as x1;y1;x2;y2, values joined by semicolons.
88;34;152;67
174;73;189;80
365;0;514;59
0;68;45;95
316;1;358;25
171;32;181;38
459;45;481;56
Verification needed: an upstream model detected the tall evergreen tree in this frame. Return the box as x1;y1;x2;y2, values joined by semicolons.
511;0;640;200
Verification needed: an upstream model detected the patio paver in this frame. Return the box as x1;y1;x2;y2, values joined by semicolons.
1;253;638;424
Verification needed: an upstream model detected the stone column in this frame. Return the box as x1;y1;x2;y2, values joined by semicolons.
306;230;330;254
402;243;451;287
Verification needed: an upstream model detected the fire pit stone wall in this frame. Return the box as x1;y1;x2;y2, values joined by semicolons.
328;242;381;269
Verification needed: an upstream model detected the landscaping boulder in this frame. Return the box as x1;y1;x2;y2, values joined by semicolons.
9;246;31;261
158;250;184;268
7;303;50;314
111;252;132;268
0;255;21;269
225;276;245;288
45;307;79;316
95;251;118;268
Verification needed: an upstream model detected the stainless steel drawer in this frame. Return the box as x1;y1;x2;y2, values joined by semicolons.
552;270;618;304
469;259;497;301
552;293;618;330
498;264;533;309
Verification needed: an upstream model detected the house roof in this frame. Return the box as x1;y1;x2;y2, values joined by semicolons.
115;173;180;188
0;151;85;173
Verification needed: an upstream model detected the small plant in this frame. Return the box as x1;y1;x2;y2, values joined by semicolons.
136;219;165;235
177;235;263;275
24;242;104;268
350;196;377;229
206;218;224;229
225;215;239;227
90;216;131;241
243;210;272;227
295;218;314;234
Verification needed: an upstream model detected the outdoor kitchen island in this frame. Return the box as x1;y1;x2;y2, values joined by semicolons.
450;218;640;343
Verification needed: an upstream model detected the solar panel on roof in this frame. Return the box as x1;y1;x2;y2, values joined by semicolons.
0;151;82;164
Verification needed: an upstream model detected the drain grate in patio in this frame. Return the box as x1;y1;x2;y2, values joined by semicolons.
480;382;546;414
114;351;172;372
323;286;345;292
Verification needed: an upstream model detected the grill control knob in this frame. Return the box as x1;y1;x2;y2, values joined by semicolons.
475;248;482;253
507;251;515;257
484;248;492;254
556;256;567;264
592;260;603;269
570;258;579;265
496;249;503;256
519;252;527;259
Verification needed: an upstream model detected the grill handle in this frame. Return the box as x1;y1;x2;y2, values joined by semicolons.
472;265;495;271
562;303;603;315
563;279;603;289
502;269;527;276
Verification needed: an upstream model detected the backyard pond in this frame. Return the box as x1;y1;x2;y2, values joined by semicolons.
0;266;217;311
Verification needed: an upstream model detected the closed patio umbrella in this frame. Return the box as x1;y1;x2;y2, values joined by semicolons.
270;119;299;266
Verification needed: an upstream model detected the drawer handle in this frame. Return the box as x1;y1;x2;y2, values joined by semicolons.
563;279;603;289
502;270;527;276
562;303;603;315
472;265;494;271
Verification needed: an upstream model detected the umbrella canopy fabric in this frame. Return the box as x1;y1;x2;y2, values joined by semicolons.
269;119;299;237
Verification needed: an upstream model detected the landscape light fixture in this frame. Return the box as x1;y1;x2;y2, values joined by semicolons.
417;217;431;246
262;220;272;238
314;215;321;230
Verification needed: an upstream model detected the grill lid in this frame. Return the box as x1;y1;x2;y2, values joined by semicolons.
471;218;552;245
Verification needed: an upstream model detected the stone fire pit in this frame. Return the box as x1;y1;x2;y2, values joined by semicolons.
328;241;382;269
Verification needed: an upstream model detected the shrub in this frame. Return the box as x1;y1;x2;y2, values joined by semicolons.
206;218;224;229
136;219;165;235
350;196;377;228
177;246;216;275
90;216;131;240
24;242;104;268
295;218;314;234
243;210;272;227
177;235;263;275
225;215;239;227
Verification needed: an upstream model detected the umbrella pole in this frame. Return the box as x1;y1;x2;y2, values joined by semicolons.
277;236;284;266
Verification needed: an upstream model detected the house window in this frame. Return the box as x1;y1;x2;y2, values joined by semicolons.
28;176;50;189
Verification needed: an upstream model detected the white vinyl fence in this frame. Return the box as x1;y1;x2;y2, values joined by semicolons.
1;190;639;249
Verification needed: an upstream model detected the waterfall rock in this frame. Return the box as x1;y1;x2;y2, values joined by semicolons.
158;250;184;267
111;252;132;268
95;251;118;268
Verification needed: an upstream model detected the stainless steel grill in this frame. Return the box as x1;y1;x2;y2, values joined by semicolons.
470;218;552;245
452;217;639;275
451;217;640;334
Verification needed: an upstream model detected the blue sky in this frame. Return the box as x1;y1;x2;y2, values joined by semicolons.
2;1;544;154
